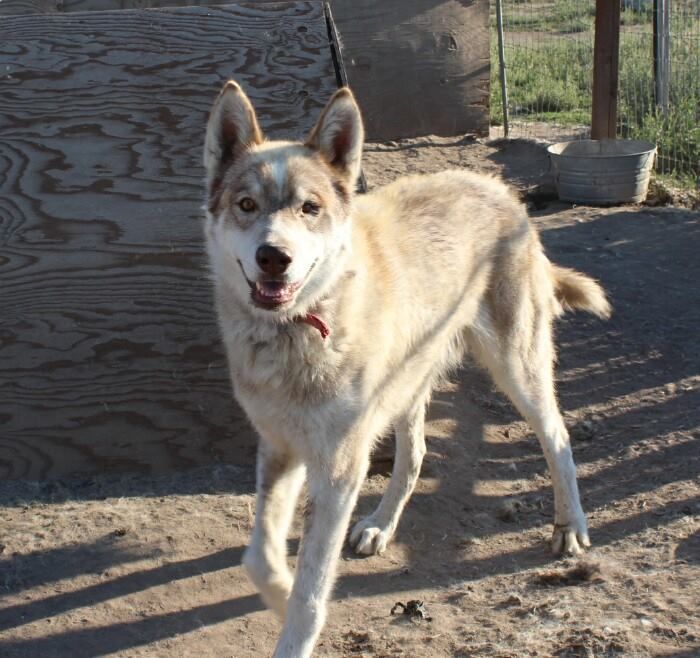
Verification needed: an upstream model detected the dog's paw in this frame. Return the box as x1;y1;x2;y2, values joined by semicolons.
551;520;591;556
349;516;393;555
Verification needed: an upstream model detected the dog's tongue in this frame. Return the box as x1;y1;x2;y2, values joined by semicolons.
298;313;331;340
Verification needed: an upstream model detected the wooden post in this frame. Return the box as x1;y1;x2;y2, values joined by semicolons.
653;0;670;114
591;0;621;139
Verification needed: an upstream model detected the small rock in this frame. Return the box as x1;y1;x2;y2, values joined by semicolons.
534;561;604;586
571;419;597;441
460;533;482;547
502;594;522;607
496;499;521;523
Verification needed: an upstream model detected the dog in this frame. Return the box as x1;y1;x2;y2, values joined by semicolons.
202;81;611;657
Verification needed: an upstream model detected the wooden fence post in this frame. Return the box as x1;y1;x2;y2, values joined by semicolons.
591;0;621;139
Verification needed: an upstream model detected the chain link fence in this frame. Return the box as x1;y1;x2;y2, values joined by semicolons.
491;0;699;184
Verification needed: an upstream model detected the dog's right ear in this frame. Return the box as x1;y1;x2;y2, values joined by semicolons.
204;80;263;205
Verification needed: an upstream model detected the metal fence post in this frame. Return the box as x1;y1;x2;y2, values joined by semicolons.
653;0;670;114
495;0;509;137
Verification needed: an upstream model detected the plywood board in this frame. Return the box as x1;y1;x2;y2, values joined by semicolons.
331;0;490;139
0;2;339;479
0;0;491;140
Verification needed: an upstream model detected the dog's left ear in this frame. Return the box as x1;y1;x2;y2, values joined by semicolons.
306;88;364;187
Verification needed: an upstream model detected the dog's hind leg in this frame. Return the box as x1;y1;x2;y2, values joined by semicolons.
468;306;590;556
349;391;429;555
243;442;305;618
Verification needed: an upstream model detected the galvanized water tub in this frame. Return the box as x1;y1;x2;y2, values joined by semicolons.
547;139;656;205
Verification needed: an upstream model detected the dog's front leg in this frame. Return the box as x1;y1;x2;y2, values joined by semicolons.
243;441;305;618
272;455;367;658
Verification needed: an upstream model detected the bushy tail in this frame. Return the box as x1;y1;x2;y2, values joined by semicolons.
552;265;612;319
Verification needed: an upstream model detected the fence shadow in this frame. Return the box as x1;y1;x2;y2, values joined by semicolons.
0;463;255;509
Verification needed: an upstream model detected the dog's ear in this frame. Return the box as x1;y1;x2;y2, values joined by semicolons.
306;88;364;187
204;80;263;203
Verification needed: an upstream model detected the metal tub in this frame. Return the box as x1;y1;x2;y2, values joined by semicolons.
547;139;656;205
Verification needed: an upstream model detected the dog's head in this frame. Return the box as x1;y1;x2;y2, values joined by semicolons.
203;80;363;321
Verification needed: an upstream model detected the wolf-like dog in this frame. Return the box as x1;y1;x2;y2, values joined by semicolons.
203;81;611;657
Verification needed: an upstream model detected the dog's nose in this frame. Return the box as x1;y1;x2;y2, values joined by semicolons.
256;244;292;276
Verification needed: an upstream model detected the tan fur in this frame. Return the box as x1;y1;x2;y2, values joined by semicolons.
202;82;611;658
552;264;612;318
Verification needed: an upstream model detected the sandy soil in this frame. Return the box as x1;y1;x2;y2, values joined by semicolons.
1;137;698;658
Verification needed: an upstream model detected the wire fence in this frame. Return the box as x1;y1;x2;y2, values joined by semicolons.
491;0;700;184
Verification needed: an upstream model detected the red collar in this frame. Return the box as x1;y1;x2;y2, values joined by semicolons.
297;313;331;340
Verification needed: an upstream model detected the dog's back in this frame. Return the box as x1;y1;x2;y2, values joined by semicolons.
347;169;608;385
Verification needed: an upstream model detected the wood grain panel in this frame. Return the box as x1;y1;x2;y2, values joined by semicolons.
0;0;491;140
0;2;339;479
331;0;490;138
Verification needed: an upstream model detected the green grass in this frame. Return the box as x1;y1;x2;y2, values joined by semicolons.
617;31;700;180
490;36;593;125
501;2;595;33
490;0;700;183
620;6;653;27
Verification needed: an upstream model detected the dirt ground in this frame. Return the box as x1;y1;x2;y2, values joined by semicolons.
1;137;698;658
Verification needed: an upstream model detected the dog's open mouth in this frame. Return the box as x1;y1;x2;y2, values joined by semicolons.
239;259;317;311
251;279;301;309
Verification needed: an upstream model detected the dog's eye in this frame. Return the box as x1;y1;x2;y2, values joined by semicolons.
238;197;257;212
301;201;320;216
